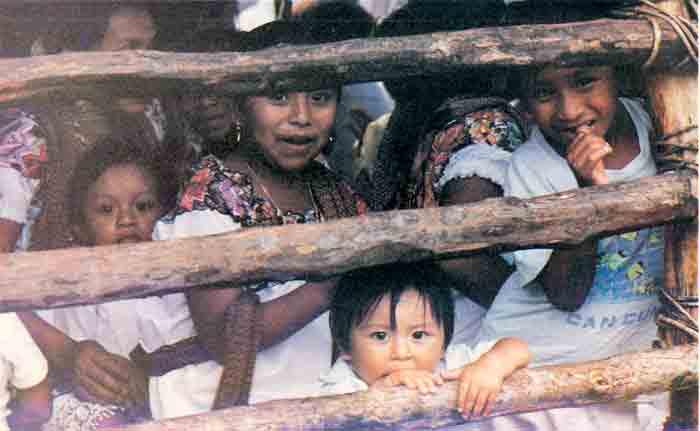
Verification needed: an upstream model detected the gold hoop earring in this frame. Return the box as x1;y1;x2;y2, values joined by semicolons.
231;122;242;147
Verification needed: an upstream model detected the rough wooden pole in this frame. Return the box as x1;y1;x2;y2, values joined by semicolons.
106;345;697;431
0;173;695;311
0;18;689;103
642;1;698;429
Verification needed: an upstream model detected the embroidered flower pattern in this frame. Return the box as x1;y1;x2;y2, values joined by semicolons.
174;155;318;227
403;107;525;209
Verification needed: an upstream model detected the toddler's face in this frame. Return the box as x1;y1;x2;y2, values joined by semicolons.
345;289;445;386
526;66;618;147
78;163;162;246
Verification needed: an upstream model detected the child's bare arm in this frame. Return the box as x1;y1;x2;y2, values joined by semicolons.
537;239;598;311
18;312;138;407
188;277;337;359
442;337;531;419
370;369;444;394
439;174;515;307
538;126;610;311
7;376;52;431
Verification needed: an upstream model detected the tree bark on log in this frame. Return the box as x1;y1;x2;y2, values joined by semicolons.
0;172;695;311
107;345;697;431
0;18;689;103
642;0;698;427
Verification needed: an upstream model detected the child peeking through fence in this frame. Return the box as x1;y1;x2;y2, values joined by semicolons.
322;262;530;421
21;128;180;429
472;64;665;430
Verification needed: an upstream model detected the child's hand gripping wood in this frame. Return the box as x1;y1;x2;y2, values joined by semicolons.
371;369;445;394
441;337;531;420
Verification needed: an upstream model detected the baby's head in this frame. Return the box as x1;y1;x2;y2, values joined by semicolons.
68;132;178;247
330;262;455;385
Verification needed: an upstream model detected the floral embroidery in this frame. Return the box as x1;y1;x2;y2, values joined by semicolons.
402;107;525;209
174;155;318;227
42;392;138;431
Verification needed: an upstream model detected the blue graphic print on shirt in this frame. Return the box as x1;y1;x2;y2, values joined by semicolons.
589;226;664;304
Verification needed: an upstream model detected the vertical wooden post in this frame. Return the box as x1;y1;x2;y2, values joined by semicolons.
643;1;698;429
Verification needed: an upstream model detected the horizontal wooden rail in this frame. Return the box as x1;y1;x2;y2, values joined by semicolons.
0;18;689;103
0;172;695;312
109;344;697;431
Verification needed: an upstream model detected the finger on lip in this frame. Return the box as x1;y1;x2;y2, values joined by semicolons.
576;124;593;136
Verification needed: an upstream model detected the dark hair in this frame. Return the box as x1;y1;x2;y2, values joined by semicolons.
329;262;456;355
238;20;317;52
375;0;509;104
67;125;179;229
292;0;375;43
503;2;644;105
35;3;154;54
510;64;641;112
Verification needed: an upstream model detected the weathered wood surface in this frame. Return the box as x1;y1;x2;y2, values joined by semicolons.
108;344;697;431
0;172;696;311
644;0;699;427
0;18;689;103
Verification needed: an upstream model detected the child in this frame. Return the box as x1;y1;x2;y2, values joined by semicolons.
475;64;665;430
23;133;179;430
0;313;51;431
324;262;530;421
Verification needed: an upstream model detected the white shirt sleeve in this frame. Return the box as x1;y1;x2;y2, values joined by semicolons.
0;167;35;224
0;313;48;389
504;132;578;287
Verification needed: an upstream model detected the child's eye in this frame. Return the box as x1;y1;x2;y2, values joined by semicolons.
98;204;113;214
266;93;288;104
309;90;336;105
412;330;428;340
370;331;388;341
573;76;598;89
135;199;157;212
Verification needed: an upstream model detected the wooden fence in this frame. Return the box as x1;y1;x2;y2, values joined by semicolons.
0;3;697;430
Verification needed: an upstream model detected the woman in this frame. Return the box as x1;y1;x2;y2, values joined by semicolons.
135;21;366;419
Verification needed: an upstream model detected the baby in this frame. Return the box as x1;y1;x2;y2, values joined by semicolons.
324;262;530;419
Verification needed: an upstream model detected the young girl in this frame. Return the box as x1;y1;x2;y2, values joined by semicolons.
324;262;530;422
360;1;528;309
476;64;665;430
128;21;366;420
22;133;179;430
